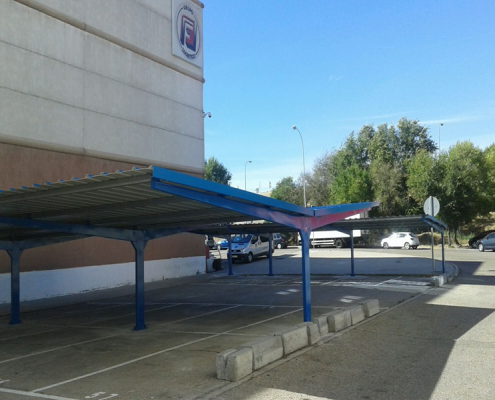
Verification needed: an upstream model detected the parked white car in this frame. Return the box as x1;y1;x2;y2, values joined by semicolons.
229;234;272;263
381;232;420;250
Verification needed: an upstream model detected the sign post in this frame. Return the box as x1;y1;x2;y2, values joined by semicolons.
423;196;440;271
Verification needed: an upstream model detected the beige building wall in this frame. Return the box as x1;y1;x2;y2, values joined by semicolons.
0;0;207;292
0;0;204;172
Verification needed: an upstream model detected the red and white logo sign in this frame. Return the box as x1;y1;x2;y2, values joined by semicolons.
173;1;202;68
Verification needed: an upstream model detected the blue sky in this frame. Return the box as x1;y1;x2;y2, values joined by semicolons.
203;0;495;192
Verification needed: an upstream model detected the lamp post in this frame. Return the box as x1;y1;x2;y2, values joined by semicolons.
244;160;252;191
292;126;307;207
438;123;444;153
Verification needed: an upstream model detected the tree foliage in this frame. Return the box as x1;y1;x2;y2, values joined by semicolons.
306;151;335;206
267;116;494;241
204;157;232;185
328;118;436;215
271;176;304;206
329;164;373;205
407;142;491;243
483;144;495;209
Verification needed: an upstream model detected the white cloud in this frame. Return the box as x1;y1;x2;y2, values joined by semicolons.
328;75;343;83
335;111;411;123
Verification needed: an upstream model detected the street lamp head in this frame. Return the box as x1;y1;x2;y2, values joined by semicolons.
440;123;444;126
248;160;252;163
292;126;297;130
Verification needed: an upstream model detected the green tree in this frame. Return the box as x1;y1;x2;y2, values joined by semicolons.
370;159;411;215
439;142;487;243
408;142;488;244
406;149;438;209
204;157;232;185
329;118;436;215
271;177;304;205
482;144;495;212
329;164;373;205
306;151;336;206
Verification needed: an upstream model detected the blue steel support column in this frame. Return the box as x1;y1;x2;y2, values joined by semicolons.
7;243;23;325
350;230;355;277
441;231;445;273
268;233;274;276
228;235;233;276
132;240;148;331
299;229;312;322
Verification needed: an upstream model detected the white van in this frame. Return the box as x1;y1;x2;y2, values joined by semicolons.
229;234;272;263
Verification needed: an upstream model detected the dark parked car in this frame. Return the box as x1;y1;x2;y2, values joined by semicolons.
469;230;495;248
273;233;288;249
476;233;495;252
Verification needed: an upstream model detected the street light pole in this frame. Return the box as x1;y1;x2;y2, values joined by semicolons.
292;126;307;207
438;123;444;153
244;160;252;191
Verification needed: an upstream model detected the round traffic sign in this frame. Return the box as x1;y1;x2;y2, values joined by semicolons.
423;196;440;216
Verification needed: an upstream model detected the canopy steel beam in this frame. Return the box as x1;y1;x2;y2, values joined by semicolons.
153;167;311;217
152;181;307;229
299;228;312;322
227;235;233;276
268;233;274;276
23;195;185;221
0;216;141;242
152;180;376;232
6;243;23;325
0;175;151;206
132;239;148;331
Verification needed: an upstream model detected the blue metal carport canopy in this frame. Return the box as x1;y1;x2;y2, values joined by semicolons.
151;167;379;231
0;166;379;328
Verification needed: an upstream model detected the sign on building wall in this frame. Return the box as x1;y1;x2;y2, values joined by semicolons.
172;0;203;69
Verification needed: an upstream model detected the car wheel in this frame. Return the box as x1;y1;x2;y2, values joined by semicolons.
412;246;418;249
277;243;282;249
247;252;254;263
335;239;343;249
404;242;410;250
383;242;389;249
478;243;484;252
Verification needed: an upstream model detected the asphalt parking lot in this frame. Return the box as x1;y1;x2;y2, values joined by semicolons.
0;247;472;400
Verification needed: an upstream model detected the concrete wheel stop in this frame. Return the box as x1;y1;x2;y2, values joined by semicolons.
216;299;381;382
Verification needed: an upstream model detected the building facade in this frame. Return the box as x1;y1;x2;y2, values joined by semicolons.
0;0;206;302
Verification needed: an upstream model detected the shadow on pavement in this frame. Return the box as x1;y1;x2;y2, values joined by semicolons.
213;260;495;400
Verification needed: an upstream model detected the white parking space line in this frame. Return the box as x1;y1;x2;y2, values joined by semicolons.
140;302;303;309
34;304;130;321
0;327;65;342
375;276;403;286
31;308;302;393
271;279;300;286
0;305;247;366
321;277;349;286
167;305;240;323
0;387;77;399
70;304;179;326
152;330;261;337
0;333;124;365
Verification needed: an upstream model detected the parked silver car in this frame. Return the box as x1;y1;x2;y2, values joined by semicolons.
476;232;495;252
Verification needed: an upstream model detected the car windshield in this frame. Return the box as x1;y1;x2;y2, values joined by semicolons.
233;234;251;244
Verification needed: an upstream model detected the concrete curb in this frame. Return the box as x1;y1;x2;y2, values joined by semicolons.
204;290;437;400
430;262;459;287
216;299;381;382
